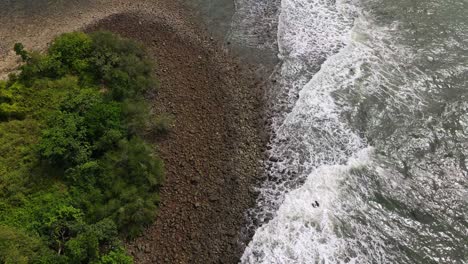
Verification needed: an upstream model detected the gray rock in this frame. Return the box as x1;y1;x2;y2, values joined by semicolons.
209;195;220;202
269;156;279;162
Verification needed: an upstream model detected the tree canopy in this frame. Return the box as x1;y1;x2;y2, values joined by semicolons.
0;31;165;263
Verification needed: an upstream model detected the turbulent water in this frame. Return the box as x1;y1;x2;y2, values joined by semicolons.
237;0;468;263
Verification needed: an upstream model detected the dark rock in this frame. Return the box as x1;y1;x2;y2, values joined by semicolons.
209;195;220;202
144;244;151;253
190;176;200;185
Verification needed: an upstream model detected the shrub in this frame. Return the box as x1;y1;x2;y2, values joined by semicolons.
38;112;91;167
89;31;154;100
97;247;133;264
0;225;47;264
48;32;93;74
1;31;167;262
13;43;29;61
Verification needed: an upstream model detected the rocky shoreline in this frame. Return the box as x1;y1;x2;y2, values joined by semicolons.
0;1;266;263
87;11;266;264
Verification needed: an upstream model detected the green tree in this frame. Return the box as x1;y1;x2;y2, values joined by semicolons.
48;32;92;74
2;31;165;262
38;112;91;167
0;225;45;264
89;31;154;100
96;247;133;264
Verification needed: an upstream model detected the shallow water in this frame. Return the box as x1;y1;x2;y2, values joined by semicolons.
183;0;279;66
0;0;90;17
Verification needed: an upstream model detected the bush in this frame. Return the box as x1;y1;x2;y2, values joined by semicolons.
48;32;92;74
97;247;133;264
89;31;154;100
38;112;91;167
0;31;167;262
0;225;49;264
96;137;163;237
14;43;29;61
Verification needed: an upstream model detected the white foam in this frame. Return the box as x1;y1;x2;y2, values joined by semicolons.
242;24;370;262
269;0;358;127
241;0;468;262
247;0;362;228
242;149;378;263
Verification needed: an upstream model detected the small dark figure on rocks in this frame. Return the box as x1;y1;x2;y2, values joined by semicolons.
312;201;320;208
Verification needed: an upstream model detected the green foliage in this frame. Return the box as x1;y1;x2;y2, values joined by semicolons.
14;43;29;61
121;99;151;136
97;137;163;237
37;88;124;168
38;112;92;167
96;247;133;264
0;119;40;200
0;31;167;263
0;225;54;264
48;32;93;74
0;184;72;232
88;31;154;100
0;81;27;121
18;51;68;83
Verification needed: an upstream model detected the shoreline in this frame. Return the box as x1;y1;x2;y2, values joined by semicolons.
0;1;266;263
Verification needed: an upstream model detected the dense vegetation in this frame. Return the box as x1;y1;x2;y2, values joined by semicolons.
0;32;167;263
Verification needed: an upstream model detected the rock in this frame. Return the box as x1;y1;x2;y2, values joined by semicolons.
137;243;144;251
144;244;151;253
209;195;219;202
269;156;279;162
190;176;200;185
190;232;196;240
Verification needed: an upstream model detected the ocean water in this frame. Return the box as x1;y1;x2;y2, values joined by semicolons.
237;0;468;263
